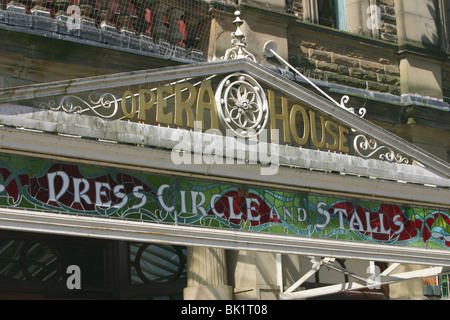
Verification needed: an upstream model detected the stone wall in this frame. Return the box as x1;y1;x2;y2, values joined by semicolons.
288;24;401;95
0;27;185;88
443;63;450;104
285;0;400;95
377;0;397;42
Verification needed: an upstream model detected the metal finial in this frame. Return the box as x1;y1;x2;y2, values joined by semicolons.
222;10;256;62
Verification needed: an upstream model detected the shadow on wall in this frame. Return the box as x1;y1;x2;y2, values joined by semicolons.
421;1;440;48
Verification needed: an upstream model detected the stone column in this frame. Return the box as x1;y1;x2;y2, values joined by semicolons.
389;264;430;300
396;0;443;100
183;247;233;300
228;250;279;300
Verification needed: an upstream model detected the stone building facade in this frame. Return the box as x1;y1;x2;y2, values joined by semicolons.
0;0;449;300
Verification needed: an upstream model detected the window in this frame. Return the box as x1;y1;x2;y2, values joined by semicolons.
288;0;347;32
0;232;110;299
318;0;347;31
0;231;187;299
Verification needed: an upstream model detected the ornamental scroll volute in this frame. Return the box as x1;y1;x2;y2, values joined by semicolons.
40;92;119;119
353;134;410;164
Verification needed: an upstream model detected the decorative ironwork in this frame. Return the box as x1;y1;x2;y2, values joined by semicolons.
222;10;256;62
263;40;367;120
20;240;63;282
40;92;119;119
215;73;269;138
0;239;63;283
131;243;186;285
353;134;410;164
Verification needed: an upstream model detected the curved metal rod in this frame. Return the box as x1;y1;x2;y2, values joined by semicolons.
263;40;366;119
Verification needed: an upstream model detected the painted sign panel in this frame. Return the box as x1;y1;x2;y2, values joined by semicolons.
0;154;449;250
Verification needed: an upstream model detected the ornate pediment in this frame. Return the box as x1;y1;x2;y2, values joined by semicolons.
0;57;449;184
1;51;450;264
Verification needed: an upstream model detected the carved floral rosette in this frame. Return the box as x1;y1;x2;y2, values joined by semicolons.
215;73;269;138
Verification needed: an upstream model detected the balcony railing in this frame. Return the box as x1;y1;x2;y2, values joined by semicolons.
0;0;213;62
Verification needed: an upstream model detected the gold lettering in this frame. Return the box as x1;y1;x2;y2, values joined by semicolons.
339;126;350;153
137;89;155;122
290;104;309;146
174;82;196;128
310;110;326;149
119;83;351;155
268;89;290;143
325;120;339;150
196;80;218;130
121;90;136;120
156;85;174;125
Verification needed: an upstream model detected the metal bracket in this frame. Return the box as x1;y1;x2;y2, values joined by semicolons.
277;256;450;300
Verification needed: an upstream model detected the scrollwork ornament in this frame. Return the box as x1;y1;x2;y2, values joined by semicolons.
223;46;257;62
354;134;409;164
40;92;119;119
358;107;367;118
340;95;366;120
340;95;350;110
39;99;57;110
86;92;119;118
263;40;367;121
